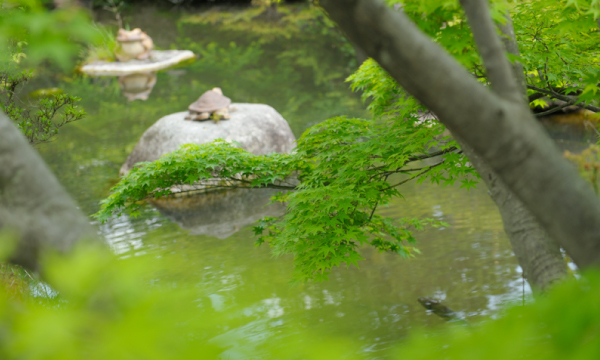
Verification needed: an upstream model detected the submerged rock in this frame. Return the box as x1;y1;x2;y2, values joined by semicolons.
120;103;296;175
150;188;286;239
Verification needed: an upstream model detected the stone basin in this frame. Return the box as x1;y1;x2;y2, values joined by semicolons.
80;50;195;76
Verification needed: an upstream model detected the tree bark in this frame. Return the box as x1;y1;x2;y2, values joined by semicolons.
458;141;567;291
459;6;567;292
0;111;97;271
319;0;600;269
459;0;522;103
497;11;526;95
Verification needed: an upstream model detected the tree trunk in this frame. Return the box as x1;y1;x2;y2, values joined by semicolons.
320;0;600;269
459;141;567;292
0;111;98;271
463;9;567;292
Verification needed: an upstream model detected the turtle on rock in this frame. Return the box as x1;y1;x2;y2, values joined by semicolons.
185;87;233;123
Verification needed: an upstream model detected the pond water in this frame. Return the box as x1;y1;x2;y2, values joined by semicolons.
34;4;531;358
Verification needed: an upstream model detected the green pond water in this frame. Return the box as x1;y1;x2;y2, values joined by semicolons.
33;5;528;358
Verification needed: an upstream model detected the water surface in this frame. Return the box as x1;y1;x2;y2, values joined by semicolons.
34;5;527;358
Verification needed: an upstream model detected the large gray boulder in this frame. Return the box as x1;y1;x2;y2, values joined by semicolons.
120;103;296;175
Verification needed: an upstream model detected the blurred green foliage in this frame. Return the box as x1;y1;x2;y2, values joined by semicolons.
80;23;119;63
0;237;368;359
0;263;36;302
393;270;600;360
0;0;101;69
1;237;600;359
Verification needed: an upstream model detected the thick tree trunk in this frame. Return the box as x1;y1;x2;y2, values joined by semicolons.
320;0;600;269
0;111;98;271
459;142;567;291
463;10;567;291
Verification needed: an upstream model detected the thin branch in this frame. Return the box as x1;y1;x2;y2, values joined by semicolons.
534;102;573;117
368;174;389;222
528;92;546;102
369;147;459;178
370;146;462;180
542;57;564;99
398;166;439;172
148;177;297;199
227;176;298;190
407;146;458;162
527;85;600;113
584;121;600;137
380;161;445;192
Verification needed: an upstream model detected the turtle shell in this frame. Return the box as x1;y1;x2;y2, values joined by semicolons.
188;90;231;113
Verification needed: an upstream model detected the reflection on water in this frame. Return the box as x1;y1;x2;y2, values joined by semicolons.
82;71;158;102
539;112;599;153
151;188;286;238
33;5;542;358
94;179;527;357
118;72;157;101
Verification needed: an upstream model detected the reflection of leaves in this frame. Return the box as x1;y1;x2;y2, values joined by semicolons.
174;24;365;134
179;4;340;44
190;42;263;73
278;47;344;86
